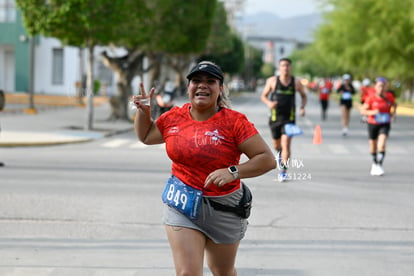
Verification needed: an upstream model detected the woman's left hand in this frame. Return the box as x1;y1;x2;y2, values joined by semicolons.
204;168;234;188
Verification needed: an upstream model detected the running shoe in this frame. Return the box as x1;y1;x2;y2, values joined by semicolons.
278;171;288;182
342;128;348;136
376;165;385;176
370;164;385;176
370;164;377;175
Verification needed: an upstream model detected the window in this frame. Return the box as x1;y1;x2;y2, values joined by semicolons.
0;0;16;22
52;48;64;85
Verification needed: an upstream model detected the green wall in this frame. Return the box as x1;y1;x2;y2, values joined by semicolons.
0;10;29;92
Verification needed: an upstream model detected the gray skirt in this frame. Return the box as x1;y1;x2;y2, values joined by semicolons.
162;186;248;244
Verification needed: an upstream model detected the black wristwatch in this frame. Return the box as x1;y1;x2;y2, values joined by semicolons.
228;165;239;179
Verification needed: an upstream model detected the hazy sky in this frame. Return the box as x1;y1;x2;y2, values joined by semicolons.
243;0;318;18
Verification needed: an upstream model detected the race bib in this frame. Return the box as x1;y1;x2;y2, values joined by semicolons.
341;91;352;100
162;175;203;219
322;88;329;94
375;113;390;123
284;123;303;137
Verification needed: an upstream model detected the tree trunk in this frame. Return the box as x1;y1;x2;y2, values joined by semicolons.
166;55;194;96
28;35;35;110
402;79;414;102
77;48;85;105
85;45;95;130
101;49;155;121
113;74;130;120
148;55;162;88
102;53;136;121
410;79;414;102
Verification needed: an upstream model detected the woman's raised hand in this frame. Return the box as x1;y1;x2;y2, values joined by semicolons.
131;82;155;111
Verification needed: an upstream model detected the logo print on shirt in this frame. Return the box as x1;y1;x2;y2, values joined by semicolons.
205;129;225;141
194;129;224;147
168;126;179;134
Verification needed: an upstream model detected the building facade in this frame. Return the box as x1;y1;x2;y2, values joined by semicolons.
0;0;27;93
0;1;117;96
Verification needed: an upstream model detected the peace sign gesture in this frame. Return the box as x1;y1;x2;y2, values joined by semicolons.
131;82;155;112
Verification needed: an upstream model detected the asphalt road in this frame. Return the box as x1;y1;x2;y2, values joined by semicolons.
1;92;413;275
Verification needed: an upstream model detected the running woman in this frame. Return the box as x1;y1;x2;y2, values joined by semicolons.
337;74;356;136
133;61;276;275
360;77;397;176
318;79;332;121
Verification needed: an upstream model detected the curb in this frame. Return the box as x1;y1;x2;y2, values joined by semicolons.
1;94;108;114
0;139;95;147
0;127;134;147
396;106;414;116
0;131;97;147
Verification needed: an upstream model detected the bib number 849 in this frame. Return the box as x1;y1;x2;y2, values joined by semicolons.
161;176;203;219
166;183;188;210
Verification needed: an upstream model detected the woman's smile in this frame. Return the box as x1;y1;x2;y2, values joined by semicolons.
195;91;211;97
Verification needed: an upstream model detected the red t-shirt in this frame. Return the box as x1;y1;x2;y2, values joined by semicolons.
361;86;375;103
325;80;333;90
365;92;395;124
319;85;331;100
156;103;258;196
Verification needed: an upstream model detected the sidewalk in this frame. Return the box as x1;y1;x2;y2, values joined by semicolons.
0;94;134;147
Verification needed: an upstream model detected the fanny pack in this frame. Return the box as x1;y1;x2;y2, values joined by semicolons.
207;183;252;219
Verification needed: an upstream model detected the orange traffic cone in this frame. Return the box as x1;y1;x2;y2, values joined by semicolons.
313;125;322;144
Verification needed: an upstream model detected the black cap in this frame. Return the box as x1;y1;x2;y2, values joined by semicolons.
186;62;224;83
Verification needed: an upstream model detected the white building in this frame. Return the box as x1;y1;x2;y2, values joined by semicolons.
0;3;122;96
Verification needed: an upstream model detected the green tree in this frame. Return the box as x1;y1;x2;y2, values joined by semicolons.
238;45;263;90
101;0;218;120
289;44;339;79
200;32;245;77
17;0;219;122
203;1;234;56
313;0;414;98
162;0;228;98
250;47;264;80
197;1;243;76
261;62;275;79
17;0;129;129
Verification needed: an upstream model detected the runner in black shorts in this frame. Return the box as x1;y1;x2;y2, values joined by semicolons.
360;77;397;176
269;114;294;139
337;74;355;136
368;123;391;140
261;58;307;182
